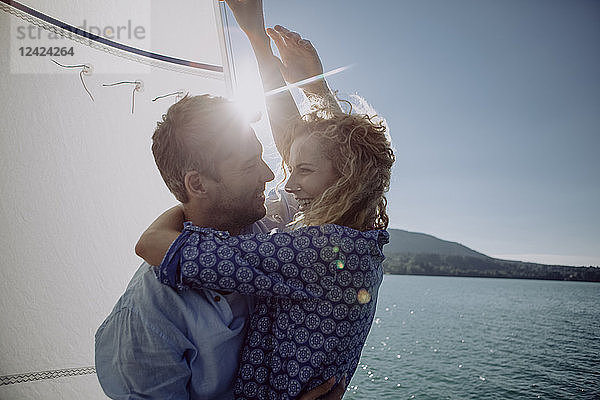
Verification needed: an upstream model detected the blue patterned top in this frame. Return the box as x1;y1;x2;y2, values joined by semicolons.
158;222;389;400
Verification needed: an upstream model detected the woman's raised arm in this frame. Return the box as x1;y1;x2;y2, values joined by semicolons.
224;0;299;156
223;0;340;158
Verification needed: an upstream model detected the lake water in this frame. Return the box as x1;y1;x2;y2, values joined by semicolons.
346;275;599;399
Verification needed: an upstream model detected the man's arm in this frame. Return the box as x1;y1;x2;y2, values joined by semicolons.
299;375;347;400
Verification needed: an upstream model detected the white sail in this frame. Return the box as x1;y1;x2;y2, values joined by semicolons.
0;1;241;398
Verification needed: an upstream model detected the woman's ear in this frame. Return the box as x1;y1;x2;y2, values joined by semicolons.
184;171;208;199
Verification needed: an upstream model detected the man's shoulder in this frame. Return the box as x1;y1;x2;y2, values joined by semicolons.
118;263;177;307
98;263;197;330
96;263;211;351
98;263;253;332
96;262;254;349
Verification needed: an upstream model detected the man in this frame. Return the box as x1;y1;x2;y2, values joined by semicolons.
95;95;340;399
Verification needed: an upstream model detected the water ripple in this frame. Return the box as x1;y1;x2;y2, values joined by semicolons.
345;276;600;399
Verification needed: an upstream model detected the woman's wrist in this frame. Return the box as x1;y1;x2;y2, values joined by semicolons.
301;79;329;95
247;31;271;53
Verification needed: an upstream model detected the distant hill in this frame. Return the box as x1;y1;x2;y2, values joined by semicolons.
383;229;600;282
385;229;488;259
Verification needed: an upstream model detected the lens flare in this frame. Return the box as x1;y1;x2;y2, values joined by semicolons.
231;62;266;125
357;289;371;304
265;65;353;96
232;92;263;125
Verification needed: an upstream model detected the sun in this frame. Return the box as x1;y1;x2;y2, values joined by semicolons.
231;67;266;125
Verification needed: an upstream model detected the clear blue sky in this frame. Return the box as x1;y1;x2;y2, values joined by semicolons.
243;0;600;266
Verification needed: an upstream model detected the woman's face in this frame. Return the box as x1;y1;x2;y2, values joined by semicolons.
285;134;339;211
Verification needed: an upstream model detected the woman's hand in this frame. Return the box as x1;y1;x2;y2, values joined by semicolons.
223;0;268;41
267;25;339;111
267;25;324;86
298;375;347;400
135;205;185;266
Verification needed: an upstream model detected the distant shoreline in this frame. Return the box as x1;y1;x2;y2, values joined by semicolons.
384;229;600;282
384;253;600;283
384;271;600;283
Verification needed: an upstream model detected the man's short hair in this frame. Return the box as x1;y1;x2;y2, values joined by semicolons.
151;94;240;203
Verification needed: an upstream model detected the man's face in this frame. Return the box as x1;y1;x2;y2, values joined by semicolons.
206;127;275;230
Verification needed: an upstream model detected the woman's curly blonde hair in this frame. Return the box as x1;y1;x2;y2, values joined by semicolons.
280;103;395;231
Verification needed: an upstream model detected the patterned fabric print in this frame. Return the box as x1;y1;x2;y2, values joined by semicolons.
159;223;389;400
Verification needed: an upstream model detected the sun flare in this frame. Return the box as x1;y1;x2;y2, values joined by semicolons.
231;69;265;125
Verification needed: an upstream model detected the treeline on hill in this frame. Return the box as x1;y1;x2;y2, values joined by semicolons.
384;253;600;282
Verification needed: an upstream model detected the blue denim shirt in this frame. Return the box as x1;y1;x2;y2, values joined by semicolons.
95;262;256;399
95;190;296;399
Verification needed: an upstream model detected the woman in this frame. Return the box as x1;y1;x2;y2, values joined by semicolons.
136;2;395;399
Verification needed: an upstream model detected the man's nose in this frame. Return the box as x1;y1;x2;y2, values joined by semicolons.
261;159;275;183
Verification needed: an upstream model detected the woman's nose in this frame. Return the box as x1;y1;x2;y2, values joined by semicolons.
284;173;300;193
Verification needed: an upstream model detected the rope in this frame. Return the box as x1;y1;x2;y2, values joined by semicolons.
0;366;96;386
0;0;225;79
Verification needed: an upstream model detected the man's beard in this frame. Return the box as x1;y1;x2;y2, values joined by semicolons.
206;191;266;232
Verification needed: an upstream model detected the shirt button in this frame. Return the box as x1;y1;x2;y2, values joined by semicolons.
214;295;221;302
